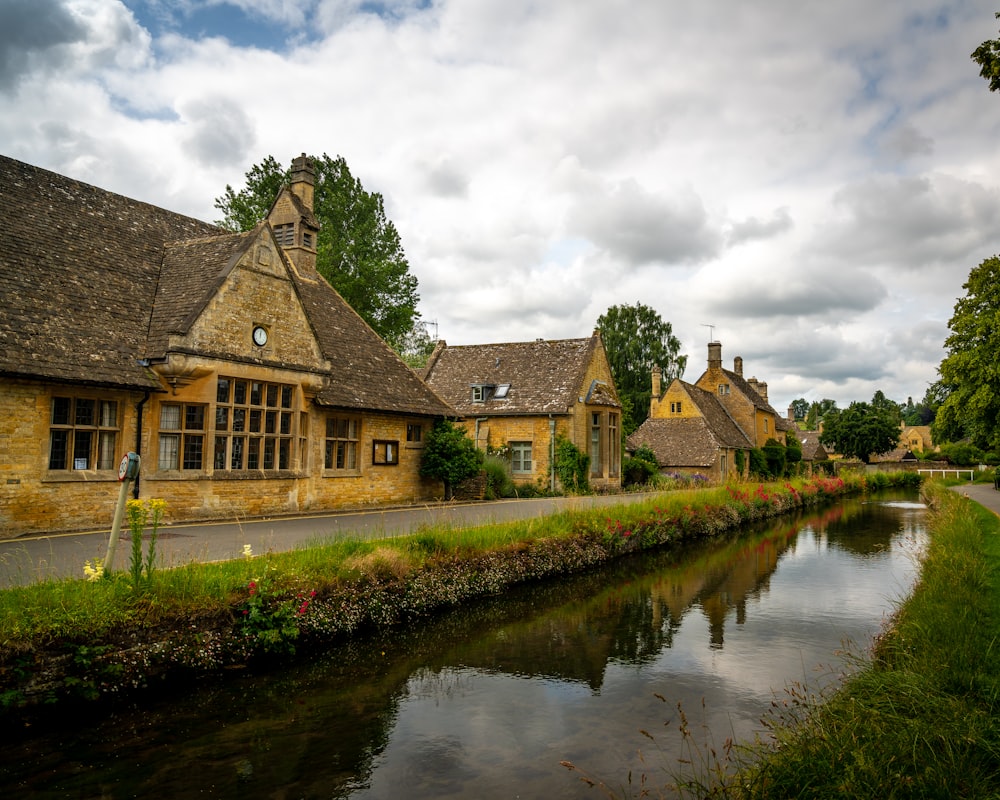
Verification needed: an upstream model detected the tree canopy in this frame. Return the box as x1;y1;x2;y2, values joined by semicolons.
819;398;900;463
934;255;1000;452
803;398;839;431
972;12;1000;93
596;303;687;434
789;398;810;421
215;153;420;349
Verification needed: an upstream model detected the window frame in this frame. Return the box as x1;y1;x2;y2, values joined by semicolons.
372;440;400;466
213;377;297;473
510;441;533;474
157;402;207;471
48;396;120;472
324;414;361;473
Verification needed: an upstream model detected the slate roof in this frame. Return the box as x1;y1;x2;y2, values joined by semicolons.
421;334;619;416
718;368;792;433
0;155;453;418
626;381;751;467
795;430;829;461
0;155;221;389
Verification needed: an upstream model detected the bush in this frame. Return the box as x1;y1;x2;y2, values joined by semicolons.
483;454;516;499
623;445;659;487
420;420;484;499
937;442;985;467
554;436;590;493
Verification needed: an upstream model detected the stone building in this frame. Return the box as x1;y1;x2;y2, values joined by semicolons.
0;155;454;536
421;332;622;491
627;341;790;481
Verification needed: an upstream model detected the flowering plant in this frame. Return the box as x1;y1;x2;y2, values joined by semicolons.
126;498;166;589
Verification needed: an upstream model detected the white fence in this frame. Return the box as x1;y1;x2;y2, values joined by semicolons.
917;468;976;481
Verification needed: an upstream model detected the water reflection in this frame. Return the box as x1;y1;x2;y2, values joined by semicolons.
1;493;926;799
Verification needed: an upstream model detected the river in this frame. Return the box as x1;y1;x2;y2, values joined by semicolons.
0;492;927;798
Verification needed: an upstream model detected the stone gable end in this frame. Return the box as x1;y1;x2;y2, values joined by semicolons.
181;237;326;371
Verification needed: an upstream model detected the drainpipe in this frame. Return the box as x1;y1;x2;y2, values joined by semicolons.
133;391;150;499
549;416;556;493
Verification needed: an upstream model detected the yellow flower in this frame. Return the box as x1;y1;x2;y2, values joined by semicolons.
83;558;104;581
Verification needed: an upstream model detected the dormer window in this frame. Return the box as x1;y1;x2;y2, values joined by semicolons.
471;384;488;403
718;384;730;395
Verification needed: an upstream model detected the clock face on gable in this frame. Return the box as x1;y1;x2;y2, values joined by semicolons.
252;326;268;346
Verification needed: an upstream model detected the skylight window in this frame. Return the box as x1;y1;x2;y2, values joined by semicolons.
494;384;510;398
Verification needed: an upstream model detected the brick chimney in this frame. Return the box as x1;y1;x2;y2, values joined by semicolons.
707;341;722;371
290;153;315;212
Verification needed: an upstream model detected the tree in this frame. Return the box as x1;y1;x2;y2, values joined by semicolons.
972;12;1000;93
804;398;838;431
215;153;420;349
790;398;810;421
419;420;484;499
819;401;900;463
596;303;687;434
934;256;1000;451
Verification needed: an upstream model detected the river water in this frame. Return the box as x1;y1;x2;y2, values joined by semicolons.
1;493;927;799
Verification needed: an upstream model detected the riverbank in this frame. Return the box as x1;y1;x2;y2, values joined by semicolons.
0;473;916;717
707;480;1000;798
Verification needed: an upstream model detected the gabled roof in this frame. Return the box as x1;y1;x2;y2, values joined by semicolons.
627;380;751;467
0;155;222;389
0;155;454;418
795;430;829;461
421;334;619;417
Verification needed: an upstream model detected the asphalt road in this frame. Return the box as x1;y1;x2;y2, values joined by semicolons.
0;493;661;588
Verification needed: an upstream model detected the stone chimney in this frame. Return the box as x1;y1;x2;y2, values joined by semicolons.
758;381;768;402
788;405;795;421
733;356;743;377
651;365;662;400
707;341;722;371
290;153;315;212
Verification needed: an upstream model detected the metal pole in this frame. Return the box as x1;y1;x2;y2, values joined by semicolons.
104;476;132;571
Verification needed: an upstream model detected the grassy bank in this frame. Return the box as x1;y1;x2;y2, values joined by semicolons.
0;473;916;714
700;481;1000;799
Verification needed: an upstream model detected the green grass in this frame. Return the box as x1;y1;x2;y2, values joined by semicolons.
718;482;1000;799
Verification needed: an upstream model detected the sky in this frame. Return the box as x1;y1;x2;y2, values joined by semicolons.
2;0;999;416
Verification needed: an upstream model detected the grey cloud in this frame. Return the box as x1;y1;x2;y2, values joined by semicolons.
0;0;85;90
823;174;1000;267
421;157;469;198
726;207;793;247
707;269;886;318
568;179;720;266
880;122;933;160
180;97;256;166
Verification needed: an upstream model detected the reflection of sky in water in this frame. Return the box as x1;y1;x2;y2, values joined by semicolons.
353;502;926;800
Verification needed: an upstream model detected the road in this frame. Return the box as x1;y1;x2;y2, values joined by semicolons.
0;493;660;588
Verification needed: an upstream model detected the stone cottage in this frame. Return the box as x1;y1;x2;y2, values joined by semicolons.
0;154;454;536
421;332;622;491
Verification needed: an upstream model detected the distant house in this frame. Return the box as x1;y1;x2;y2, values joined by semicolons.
627;342;791;481
421;332;622;491
627;372;752;481
794;430;830;471
900;425;934;454
0;154;454;536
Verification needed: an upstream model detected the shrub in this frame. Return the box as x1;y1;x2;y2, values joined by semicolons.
623;445;659;487
554;436;590;493
420;420;484;499
483;454;516;499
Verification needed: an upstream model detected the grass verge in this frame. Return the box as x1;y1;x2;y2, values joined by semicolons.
0;473;917;714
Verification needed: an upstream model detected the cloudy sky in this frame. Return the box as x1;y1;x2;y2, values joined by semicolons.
3;0;999;414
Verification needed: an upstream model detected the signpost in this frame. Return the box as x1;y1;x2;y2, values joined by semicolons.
105;452;141;572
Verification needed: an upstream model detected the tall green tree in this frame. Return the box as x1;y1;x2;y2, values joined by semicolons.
819;400;900;463
804;398;839;431
596;303;687;434
215;153;420;349
789;398;810;421
934;256;1000;451
972;12;1000;92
